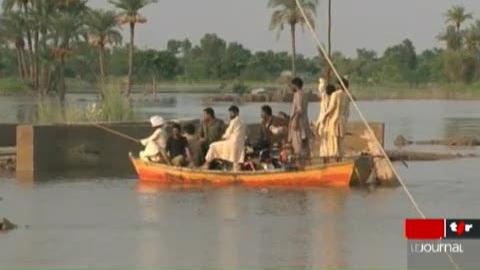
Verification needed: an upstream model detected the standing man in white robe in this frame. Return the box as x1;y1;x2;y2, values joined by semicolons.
316;78;337;161
204;105;246;171
322;77;351;161
315;78;329;158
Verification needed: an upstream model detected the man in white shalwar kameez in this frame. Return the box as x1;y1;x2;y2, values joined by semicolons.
321;78;351;161
140;115;168;162
315;78;329;158
204;105;246;171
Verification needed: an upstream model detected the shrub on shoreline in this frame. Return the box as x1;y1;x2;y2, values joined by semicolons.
0;77;29;95
35;82;134;124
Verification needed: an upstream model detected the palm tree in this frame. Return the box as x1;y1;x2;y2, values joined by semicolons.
268;0;318;75
437;25;462;51
2;0;34;80
109;0;157;95
0;12;29;80
465;24;480;56
445;5;472;33
48;1;88;101
86;9;122;81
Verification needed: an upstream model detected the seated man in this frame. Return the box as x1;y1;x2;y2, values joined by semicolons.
198;107;226;165
140;115;168;162
166;123;191;167
183;123;201;167
255;105;288;154
204;105;246;171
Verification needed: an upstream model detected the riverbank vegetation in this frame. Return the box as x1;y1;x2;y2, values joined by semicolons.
2;2;480;98
35;82;134;123
0;76;29;95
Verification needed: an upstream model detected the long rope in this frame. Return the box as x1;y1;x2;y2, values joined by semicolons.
92;123;140;143
294;2;463;269
294;0;425;217
92;123;172;165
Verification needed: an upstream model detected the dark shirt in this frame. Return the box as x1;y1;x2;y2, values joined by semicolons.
166;136;188;158
258;115;289;147
200;118;226;145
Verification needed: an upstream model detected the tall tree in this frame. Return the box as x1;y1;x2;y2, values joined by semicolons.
445;5;472;33
464;20;480;56
223;42;252;79
109;0;157;95
198;33;227;79
0;11;29;79
2;0;34;80
437;25;462;51
49;0;88;101
381;39;418;85
86;9;122;81
268;0;318;75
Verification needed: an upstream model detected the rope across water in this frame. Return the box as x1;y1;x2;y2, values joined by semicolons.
293;1;462;268
293;0;425;218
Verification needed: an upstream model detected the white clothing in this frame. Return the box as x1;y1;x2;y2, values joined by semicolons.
139;128;167;162
205;116;246;165
149;115;165;127
315;78;329;135
316;79;330;157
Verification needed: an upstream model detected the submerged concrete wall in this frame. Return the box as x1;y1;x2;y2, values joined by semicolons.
16;121;383;175
16;123;153;174
0;124;17;147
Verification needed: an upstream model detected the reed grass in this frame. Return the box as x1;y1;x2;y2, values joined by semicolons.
0;77;29;95
35;81;134;124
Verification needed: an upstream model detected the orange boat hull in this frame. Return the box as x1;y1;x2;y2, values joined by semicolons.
130;156;355;187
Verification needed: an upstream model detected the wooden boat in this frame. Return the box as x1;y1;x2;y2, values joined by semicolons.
129;154;358;187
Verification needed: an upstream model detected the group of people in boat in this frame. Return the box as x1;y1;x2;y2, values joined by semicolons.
139;76;351;171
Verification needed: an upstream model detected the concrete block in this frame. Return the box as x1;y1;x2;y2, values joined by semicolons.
343;122;385;154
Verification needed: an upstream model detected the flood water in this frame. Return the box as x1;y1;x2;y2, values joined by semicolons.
1;94;480;268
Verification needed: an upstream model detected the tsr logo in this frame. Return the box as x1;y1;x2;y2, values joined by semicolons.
450;221;473;236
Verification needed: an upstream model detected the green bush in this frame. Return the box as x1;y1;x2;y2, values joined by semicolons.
35;99;86;124
34;82;134;124
0;77;29;95
98;82;134;122
231;80;248;96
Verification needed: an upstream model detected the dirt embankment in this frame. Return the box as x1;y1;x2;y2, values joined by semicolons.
387;150;476;161
395;135;480;147
202;86;480;103
202;91;320;104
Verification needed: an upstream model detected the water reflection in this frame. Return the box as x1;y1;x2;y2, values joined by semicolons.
136;185;163;266
309;188;348;268
215;186;239;267
15;170;136;185
134;183;348;268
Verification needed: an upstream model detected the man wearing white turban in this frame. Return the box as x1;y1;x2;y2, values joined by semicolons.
139;115;168;162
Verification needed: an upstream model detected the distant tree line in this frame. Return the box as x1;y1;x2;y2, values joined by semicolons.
1;31;476;86
2;2;480;98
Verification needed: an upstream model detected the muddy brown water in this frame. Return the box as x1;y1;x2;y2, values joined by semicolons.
0;94;480;268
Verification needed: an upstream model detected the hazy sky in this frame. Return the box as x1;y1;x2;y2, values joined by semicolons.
25;0;480;56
